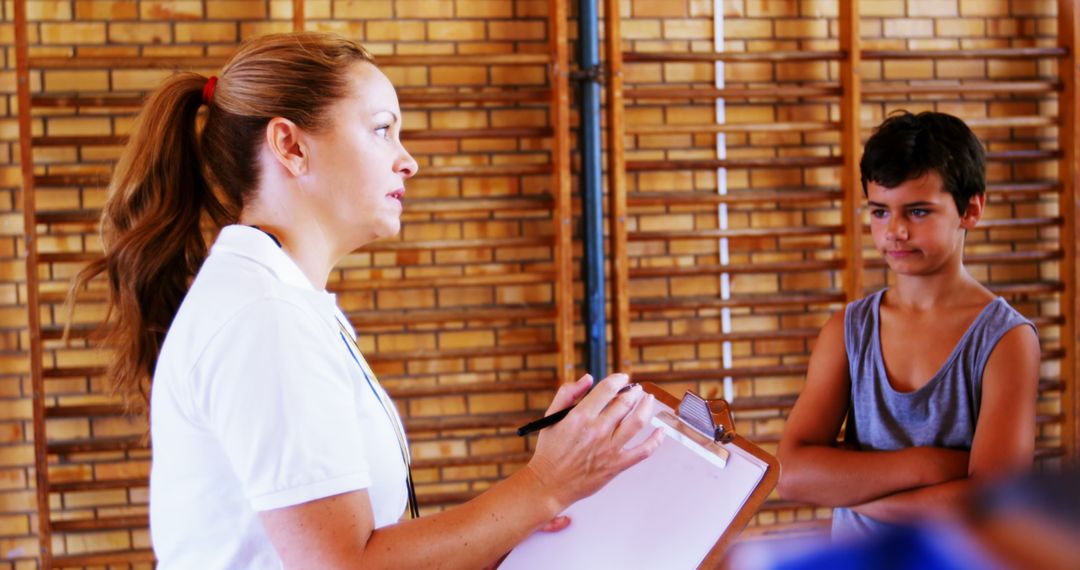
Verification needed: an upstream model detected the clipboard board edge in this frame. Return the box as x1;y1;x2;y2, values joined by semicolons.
638;382;781;570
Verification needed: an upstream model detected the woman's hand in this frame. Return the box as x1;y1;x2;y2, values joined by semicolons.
524;373;663;512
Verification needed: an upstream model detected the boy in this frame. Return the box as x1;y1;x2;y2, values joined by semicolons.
777;111;1041;539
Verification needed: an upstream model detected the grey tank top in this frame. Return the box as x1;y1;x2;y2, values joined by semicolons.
831;288;1035;540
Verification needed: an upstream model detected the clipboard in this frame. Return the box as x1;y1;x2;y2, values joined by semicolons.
501;382;780;570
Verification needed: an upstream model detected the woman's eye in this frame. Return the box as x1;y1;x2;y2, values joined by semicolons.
375;126;390;139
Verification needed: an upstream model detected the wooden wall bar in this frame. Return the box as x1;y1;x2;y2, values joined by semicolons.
1059;0;1079;463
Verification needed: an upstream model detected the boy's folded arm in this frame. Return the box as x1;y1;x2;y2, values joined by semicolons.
778;312;969;507
849;477;971;523
850;324;1041;524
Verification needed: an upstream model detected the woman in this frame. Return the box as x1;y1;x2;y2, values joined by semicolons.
73;33;661;568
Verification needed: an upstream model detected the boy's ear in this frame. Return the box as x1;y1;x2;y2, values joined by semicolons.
959;193;985;229
264;117;308;177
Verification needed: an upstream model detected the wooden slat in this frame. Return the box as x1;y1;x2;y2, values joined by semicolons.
988;181;1060;195
627;189;842;206
32;135;125;147
37;252;98;264
378;54;551;66
624;85;842;100
29;54;551;69
840;1;864;303
35;209;99;224
630;259;843;278
986;149;1061;162
330;271;555;293
407;127;552;140
43;366;105;379
632;365;807;383
33;174;109;187
30;56;228;69
411;187;556;210
397;88;551;104
52;549;155;568
405;411;541;433
15;0;53;565
31;90;554;108
47;436;146;455
33;128;553;148
958;116;1056;129
31;94;145;108
629;225;844;241
1059;0;1080;462
292;0;304;31
361;236;551;252
48;477;147;493
605;0;629;374
626;121;839;135
862;47;1067;60
389;379;554;398
45;404;125;418
631;291;845;312
625;156;842;171
41;289;105;304
421;164;552;177
347;305;555;327
862;80;1061;95
550;0;574;384
624;51;844;63
631;328;820;347
51;515;146;532
367;344;557;364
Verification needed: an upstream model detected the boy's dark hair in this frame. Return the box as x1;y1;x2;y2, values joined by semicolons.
860;111;986;215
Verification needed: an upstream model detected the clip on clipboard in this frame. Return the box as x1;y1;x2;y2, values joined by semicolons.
501;383;780;570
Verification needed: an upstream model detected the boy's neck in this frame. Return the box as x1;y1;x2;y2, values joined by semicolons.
887;264;990;311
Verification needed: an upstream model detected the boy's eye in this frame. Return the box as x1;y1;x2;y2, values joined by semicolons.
869;209;888;219
909;208;929;218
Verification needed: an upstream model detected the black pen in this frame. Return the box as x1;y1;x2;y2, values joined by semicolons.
516;383;639;436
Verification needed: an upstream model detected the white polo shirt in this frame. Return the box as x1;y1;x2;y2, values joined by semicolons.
150;225;408;569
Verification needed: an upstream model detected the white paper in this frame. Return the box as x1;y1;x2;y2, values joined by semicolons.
501;402;768;570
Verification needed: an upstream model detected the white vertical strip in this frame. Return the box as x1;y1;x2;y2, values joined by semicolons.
714;0;733;402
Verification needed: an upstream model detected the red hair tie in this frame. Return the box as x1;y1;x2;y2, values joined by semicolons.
202;76;218;105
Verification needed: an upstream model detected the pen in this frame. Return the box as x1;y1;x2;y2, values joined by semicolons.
516;383;639;436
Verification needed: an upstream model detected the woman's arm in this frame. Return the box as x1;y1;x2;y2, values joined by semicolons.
778;311;970;507
851;324;1041;523
259;373;664;569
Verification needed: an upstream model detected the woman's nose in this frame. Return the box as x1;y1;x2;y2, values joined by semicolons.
396;146;419;179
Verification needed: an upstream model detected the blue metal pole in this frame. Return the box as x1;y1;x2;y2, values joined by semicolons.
578;0;606;380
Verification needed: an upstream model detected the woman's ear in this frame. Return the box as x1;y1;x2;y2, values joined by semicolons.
264;117;308;177
960;192;986;229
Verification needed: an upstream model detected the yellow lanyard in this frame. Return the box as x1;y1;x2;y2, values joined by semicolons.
336;318;419;519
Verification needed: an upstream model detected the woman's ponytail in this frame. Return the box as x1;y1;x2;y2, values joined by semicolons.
69;72;232;417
